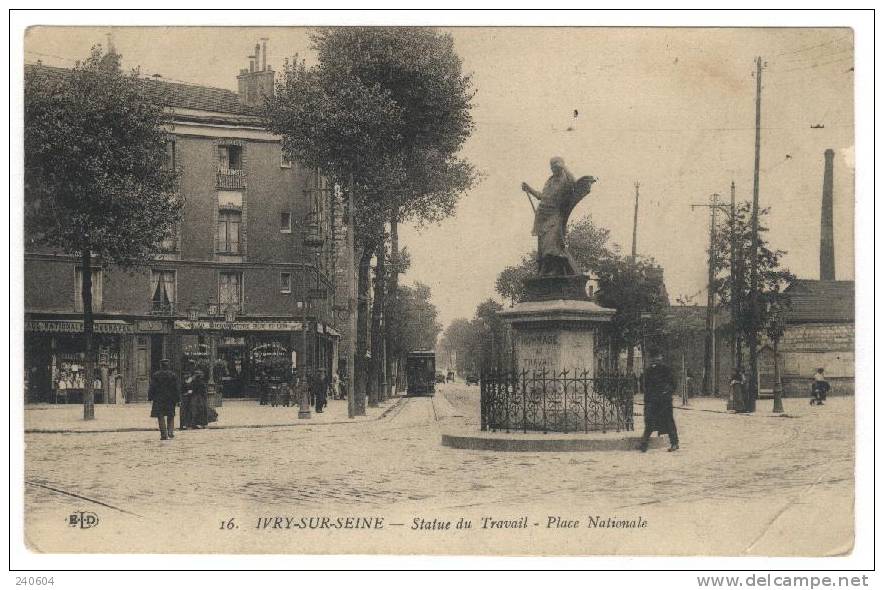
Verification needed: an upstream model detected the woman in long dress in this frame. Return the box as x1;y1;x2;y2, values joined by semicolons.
189;369;209;429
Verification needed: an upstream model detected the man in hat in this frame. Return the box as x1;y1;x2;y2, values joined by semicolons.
639;349;680;452
148;359;179;440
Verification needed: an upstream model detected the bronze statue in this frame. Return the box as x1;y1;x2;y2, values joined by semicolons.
521;157;596;276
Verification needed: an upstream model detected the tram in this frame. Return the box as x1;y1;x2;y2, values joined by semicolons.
405;350;436;396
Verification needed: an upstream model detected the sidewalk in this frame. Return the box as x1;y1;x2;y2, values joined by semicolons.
636;393;849;418
24;396;403;433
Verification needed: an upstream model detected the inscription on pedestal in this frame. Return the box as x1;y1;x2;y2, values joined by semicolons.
515;329;559;371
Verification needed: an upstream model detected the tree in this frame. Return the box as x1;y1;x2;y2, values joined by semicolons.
495;253;534;306
386;282;443;369
25;47;182;420
711;202;794;404
264;27;478;412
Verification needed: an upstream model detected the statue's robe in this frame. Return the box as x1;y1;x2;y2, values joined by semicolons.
532;173;594;274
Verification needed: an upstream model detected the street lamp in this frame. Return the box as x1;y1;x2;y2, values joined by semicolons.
766;298;786;414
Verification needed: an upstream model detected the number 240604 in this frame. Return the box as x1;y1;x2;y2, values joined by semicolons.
15;577;54;586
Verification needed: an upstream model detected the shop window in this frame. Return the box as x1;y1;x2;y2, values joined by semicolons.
74;267;103;312
150;270;177;314
217;210;242;254
280;272;292;294
219;271;243;313
280;211;292;233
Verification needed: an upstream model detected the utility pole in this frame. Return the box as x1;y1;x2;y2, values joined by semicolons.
691;193;721;396
728;180;742;411
631;181;640;260
346;174;356;419
747;56;764;414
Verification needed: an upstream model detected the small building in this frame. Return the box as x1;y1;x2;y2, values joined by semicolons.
772;279;855;397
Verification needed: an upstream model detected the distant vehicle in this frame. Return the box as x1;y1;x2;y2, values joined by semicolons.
446;370;455;383
406;351;436;396
435;372;446;384
465;373;479;386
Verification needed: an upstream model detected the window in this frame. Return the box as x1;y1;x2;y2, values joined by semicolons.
280;211;292;233
280;150;292;168
280;272;292;293
219;145;243;172
159;223;180;252
74;268;103;312
150;270;176;313
217;210;241;254
164;140;177;171
219;272;243;312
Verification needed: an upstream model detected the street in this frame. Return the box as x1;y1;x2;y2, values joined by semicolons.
24;383;853;556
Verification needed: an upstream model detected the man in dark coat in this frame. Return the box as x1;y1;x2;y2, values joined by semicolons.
313;368;328;413
149;359;179;441
639;351;679;452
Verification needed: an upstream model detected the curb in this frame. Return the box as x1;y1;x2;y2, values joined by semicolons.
25;397;407;435
441;432;666;453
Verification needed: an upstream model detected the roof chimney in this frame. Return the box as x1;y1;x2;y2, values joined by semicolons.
237;40;275;107
820;148;836;281
261;38;268;71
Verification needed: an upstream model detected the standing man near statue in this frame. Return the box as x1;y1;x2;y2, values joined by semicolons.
638;349;680;452
148;359;179;441
521;157;596;276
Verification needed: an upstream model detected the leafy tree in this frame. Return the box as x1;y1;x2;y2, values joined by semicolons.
263;27;478;411
710;202;794;369
25;47;181;419
495;253;535;306
386;282;443;365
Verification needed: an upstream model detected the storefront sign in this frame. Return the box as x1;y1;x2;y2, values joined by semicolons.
25;320;134;335
135;320;167;333
174;320;303;332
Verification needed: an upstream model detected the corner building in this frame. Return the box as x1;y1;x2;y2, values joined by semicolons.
24;45;341;404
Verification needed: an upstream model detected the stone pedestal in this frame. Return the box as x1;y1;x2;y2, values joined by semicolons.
500;275;615;378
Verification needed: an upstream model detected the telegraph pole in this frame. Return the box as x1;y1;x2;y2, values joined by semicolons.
746;56;764;414
728;180;742;411
631;182;640;260
692;193;721;396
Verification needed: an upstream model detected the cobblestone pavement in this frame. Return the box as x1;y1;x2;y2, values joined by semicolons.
23;383;853;556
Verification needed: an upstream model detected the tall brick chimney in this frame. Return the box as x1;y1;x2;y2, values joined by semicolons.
820;148;836;281
237;40;275;108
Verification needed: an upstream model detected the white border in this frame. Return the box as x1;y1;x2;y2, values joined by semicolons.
6;6;877;583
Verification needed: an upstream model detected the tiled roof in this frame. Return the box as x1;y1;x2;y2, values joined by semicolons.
25;63;257;116
784;279;854;324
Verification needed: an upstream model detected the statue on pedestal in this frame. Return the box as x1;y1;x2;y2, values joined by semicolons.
521;157;596;276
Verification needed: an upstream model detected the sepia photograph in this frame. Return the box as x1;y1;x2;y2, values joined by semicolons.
9;9;874;576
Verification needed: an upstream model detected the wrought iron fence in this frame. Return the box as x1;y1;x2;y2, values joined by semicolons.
480;369;635;433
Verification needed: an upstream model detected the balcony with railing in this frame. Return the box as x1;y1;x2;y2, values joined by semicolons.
216;168;247;190
150;299;177;316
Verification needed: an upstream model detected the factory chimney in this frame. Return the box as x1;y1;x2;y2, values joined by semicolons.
820;149;836;281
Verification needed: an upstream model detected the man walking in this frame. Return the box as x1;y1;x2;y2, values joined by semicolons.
639;350;680;452
149;359;179;441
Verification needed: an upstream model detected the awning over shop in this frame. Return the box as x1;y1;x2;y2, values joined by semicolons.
25;319;134;334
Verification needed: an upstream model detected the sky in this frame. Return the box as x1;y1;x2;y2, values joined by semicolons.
24;26;855;330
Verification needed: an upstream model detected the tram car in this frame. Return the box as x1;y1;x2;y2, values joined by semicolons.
405;350;436;396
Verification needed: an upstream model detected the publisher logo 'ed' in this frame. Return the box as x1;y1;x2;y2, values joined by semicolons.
68;511;99;529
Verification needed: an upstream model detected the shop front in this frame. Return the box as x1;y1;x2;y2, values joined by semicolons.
173;319;301;399
24;318;133;405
